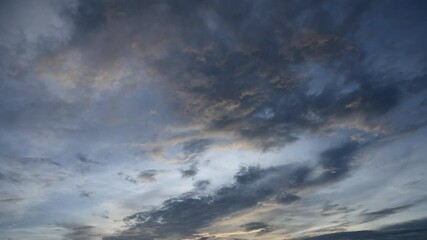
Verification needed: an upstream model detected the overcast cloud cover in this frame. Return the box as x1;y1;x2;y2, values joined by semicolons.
1;0;427;239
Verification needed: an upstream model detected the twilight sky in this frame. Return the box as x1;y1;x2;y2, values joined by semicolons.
1;0;427;239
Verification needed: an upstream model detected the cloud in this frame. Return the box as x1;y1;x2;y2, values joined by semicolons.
361;204;416;223
0;197;25;203
182;139;212;162
275;193;301;204
31;0;409;155
138;170;166;183
79;190;93;199
74;154;102;175
104;142;362;239
314;142;360;184
298;217;427;240
1;1;427;239
193;180;210;191
77;154;100;165
181;162;199;178
59;224;103;240
0;156;66;188
105;164;306;239
240;221;273;235
0;0;418;170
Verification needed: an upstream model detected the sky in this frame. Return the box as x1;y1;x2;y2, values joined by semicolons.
1;0;427;239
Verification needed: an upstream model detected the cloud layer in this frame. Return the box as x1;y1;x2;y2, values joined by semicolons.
1;0;427;240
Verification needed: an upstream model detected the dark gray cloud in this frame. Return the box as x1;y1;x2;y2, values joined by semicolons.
0;0;424;163
170;1;409;149
59;224;103;240
79;190;93;199
75;154;101;174
0;197;25;203
117;170;167;185
0;0;425;152
0;170;21;185
0;156;67;188
314;142;360;184
77;154;100;165
298;218;427;240
104;142;361;239
118;172;137;185
240;221;269;231
180;162;199;178
105;164;307;239
1;0;427;239
138;170;165;183
361;204;416;223
33;0;421;153
193;180;210;191
182;139;212;162
240;221;273;235
276;193;301;204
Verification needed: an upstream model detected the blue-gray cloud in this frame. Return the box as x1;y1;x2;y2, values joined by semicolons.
298;218;427;240
104;142;362;239
1;0;427;239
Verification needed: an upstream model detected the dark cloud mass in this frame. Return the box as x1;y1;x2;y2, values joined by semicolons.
298;218;427;240
138;170;165;183
180;162;199;178
1;0;427;240
241;221;273;235
106;143;361;239
361;204;418;223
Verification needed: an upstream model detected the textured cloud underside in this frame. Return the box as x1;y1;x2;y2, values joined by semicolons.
1;0;427;240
